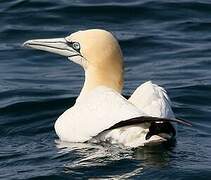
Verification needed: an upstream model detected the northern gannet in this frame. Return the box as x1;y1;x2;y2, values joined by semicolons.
23;29;191;148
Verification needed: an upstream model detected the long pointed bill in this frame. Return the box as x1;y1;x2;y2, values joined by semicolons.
23;38;79;57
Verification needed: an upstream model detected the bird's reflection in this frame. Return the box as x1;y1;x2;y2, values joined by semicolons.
55;140;175;177
133;140;176;167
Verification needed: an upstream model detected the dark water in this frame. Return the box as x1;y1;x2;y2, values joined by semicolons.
1;0;211;179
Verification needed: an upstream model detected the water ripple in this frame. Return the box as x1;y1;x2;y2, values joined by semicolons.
1;0;211;179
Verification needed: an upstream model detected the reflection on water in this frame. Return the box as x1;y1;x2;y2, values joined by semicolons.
133;142;175;167
55;140;174;178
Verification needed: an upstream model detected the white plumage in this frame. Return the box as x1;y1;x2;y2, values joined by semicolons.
55;81;173;147
55;86;145;142
129;81;175;119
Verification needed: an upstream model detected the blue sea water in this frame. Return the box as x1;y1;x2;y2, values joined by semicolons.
0;0;211;179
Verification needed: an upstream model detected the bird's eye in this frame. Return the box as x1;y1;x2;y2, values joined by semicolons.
72;42;80;51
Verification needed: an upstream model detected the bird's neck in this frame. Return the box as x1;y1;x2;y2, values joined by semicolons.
77;65;123;102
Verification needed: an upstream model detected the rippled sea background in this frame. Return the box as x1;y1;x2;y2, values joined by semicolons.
1;0;211;179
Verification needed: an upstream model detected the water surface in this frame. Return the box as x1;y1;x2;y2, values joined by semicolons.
0;0;211;179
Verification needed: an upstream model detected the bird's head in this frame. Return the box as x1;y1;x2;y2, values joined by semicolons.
23;29;123;74
23;29;124;95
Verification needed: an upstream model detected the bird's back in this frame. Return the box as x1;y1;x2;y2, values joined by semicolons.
129;81;175;119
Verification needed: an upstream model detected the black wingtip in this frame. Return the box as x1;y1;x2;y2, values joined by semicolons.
145;121;176;141
174;117;193;127
97;116;193;137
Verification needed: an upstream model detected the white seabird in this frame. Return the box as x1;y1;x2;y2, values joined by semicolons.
23;29;191;148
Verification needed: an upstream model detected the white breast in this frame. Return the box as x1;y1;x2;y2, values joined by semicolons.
54;86;146;143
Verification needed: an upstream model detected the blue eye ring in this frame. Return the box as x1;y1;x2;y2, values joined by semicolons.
72;42;80;51
65;38;81;52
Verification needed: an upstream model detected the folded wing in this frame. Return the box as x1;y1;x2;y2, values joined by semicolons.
128;81;174;118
